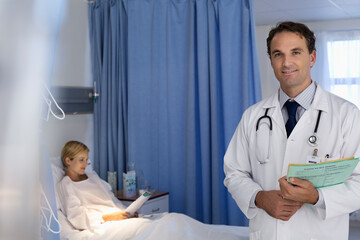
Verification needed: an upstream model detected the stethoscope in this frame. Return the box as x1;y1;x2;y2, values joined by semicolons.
307;110;322;147
256;108;323;163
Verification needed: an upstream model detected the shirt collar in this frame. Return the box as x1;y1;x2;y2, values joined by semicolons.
279;81;316;110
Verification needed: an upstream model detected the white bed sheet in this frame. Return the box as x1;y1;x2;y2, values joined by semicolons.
51;157;249;240
59;211;249;240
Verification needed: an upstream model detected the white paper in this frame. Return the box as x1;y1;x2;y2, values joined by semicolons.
125;191;153;216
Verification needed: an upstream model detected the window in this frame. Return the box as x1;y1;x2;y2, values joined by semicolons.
325;32;360;109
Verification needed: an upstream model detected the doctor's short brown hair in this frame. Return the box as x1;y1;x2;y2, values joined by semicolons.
266;21;316;58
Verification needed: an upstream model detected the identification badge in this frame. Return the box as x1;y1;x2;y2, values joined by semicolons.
306;155;320;164
307;148;320;164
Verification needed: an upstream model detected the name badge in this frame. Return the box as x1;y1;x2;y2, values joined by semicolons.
307;155;320;164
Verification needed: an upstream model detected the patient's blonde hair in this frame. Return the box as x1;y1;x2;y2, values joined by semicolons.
61;141;89;168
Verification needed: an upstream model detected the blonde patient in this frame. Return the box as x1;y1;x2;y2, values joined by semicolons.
59;140;137;227
57;141;249;239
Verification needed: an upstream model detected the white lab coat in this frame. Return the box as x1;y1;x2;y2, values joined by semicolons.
224;84;360;240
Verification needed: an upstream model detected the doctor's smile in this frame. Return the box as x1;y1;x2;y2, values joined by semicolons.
282;69;297;74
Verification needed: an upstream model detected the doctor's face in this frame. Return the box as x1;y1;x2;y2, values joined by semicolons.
269;31;316;98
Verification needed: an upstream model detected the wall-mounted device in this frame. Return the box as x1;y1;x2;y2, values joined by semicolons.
50;86;95;114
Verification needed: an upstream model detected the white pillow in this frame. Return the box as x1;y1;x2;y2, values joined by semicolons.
50;157;65;185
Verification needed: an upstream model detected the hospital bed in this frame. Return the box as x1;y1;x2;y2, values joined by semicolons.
50;157;249;240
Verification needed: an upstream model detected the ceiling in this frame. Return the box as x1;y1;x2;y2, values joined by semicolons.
254;0;360;25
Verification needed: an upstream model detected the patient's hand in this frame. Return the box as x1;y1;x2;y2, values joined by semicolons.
102;211;133;222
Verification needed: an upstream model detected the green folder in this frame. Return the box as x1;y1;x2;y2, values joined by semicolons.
287;157;359;188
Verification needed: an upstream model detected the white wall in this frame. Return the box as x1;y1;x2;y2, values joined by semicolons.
255;24;278;99
44;0;94;159
256;18;360;99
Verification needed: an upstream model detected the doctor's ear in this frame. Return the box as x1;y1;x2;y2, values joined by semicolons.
310;50;316;68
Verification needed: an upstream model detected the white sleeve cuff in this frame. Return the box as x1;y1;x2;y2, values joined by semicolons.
249;190;261;208
314;188;325;209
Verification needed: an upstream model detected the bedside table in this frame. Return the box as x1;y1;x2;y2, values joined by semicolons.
116;191;169;215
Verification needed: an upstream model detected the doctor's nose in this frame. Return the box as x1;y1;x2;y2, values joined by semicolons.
282;55;292;67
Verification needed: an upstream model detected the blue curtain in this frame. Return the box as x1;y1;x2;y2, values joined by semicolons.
89;0;261;226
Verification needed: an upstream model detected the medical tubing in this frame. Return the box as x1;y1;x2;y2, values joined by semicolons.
314;110;322;133
256;108;272;130
43;83;65;120
40;185;61;234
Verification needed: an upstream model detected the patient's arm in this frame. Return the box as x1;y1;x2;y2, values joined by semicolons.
102;211;129;222
102;211;138;222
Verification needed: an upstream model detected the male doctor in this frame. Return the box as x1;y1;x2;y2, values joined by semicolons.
224;21;360;240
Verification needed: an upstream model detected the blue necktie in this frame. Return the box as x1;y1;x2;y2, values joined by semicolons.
285;100;299;137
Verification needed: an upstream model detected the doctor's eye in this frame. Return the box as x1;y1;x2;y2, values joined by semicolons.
272;52;281;58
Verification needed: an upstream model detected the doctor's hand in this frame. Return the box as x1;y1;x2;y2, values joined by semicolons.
255;190;303;221
278;176;319;204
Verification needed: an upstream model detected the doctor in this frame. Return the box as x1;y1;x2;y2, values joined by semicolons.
224;21;360;240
